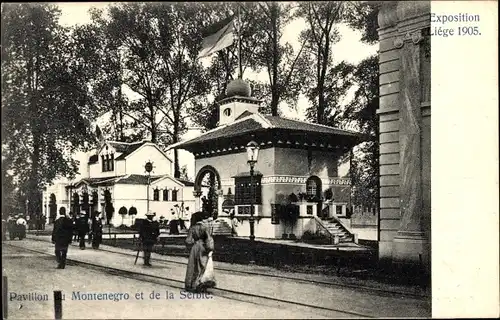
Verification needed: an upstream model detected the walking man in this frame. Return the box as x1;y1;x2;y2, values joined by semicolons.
76;212;89;250
139;212;160;266
52;207;74;269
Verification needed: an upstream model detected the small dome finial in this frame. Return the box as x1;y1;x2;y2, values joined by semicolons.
226;79;251;97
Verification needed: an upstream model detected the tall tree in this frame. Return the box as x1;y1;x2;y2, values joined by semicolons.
189;2;267;129
295;1;346;125
251;2;306;116
346;56;379;207
2;3;97;213
342;2;380;207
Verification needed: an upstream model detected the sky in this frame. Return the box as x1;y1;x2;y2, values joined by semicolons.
55;2;377;181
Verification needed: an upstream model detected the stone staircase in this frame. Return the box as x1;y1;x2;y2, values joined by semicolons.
209;219;233;236
321;219;354;243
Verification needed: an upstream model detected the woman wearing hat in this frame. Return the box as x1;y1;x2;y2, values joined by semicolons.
184;211;215;292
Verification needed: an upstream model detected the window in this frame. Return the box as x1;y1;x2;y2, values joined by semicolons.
234;176;262;205
163;189;169;201
109;153;114;171
223;108;231;117
102;154;114;172
306;179;317;196
153;188;159;201
171;189;178;202
306;176;321;199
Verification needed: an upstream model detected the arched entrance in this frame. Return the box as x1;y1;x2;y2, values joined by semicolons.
306;176;324;218
194;165;222;218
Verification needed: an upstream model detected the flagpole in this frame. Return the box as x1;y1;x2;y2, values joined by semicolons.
237;5;242;79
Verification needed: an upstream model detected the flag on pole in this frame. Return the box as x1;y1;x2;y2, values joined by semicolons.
198;19;235;59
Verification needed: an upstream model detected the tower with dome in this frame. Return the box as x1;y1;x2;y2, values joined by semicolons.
168;77;367;241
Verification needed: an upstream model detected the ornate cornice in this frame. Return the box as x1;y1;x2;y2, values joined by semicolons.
394;29;424;48
261;175;351;186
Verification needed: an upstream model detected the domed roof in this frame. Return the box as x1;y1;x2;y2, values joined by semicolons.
226;78;251;97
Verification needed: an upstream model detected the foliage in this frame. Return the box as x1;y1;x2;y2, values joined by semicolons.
346;55;379;208
179;165;192;182
301;230;332;245
324;188;334;201
278;203;300;223
103;190;114;224
128;206;137;216
119;206;128;216
249;2;305;115
2;3;99;213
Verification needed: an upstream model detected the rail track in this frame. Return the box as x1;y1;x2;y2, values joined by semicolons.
5;242;375;319
25;236;429;300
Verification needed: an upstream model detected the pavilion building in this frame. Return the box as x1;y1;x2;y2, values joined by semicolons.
42;139;195;226
169;79;366;240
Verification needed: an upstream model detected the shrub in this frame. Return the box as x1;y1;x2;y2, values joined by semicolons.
301;230;332;245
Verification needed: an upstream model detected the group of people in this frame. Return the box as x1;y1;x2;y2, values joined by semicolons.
3;214;27;240
51;207;104;269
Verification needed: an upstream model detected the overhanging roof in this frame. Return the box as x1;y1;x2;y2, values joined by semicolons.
167;112;369;152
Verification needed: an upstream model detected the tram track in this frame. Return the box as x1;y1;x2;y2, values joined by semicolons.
25;236;429;300
5;242;375;318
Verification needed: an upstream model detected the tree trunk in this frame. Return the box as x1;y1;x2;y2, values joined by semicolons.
271;6;280;116
173;121;180;178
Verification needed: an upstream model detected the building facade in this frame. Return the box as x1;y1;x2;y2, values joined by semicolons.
376;1;431;272
42;140;195;226
170;79;365;239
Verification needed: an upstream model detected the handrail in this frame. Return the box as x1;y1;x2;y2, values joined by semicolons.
329;213;353;235
312;216;335;244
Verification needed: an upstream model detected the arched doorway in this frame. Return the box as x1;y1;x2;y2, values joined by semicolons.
306;176;323;218
194;165;222;218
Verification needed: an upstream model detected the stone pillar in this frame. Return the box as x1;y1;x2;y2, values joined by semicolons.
376;1;431;272
217;189;224;217
193;190;202;212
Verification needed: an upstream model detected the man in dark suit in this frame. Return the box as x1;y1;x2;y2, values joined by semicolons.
76;212;89;250
139;212;160;266
51;207;74;269
91;215;103;249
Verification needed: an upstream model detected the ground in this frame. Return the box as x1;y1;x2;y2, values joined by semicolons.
2;237;431;319
3;245;332;319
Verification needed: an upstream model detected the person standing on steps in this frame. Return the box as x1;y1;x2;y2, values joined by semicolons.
139;212;160;267
51;207;74;269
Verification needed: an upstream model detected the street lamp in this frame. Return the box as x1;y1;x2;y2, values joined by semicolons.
144;161;154;215
246;140;259;264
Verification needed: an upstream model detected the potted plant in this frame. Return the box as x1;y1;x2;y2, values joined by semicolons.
119;206;128;226
324;188;334;202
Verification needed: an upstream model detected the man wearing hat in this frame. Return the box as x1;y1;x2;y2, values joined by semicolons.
51;207;74;269
139;212;160;266
76;212;89;250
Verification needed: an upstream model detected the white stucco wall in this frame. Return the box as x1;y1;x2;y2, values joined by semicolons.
126;144;172;176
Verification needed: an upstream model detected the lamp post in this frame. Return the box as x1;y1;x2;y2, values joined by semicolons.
144;161;153;215
246;141;259;264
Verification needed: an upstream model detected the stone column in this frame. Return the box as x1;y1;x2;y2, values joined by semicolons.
377;1;431;271
193;190;202;212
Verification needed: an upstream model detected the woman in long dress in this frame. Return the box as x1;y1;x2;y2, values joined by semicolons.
184;212;214;292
